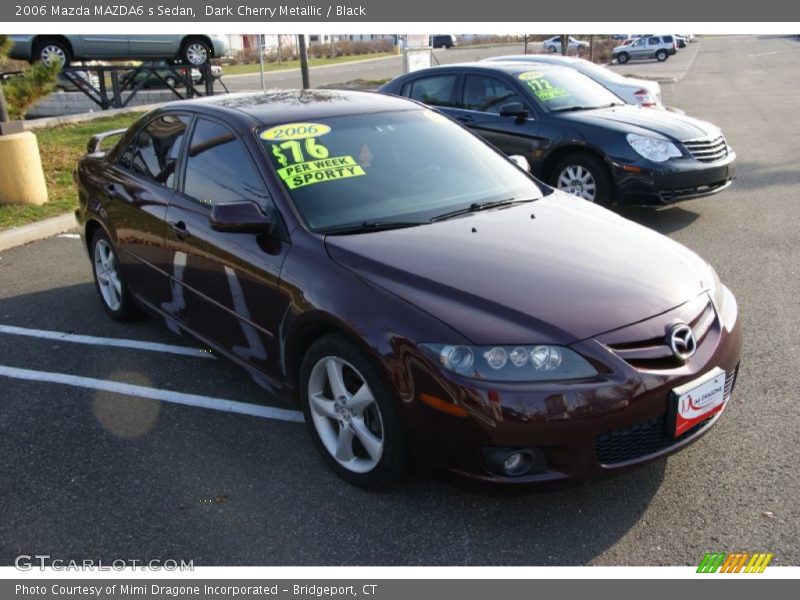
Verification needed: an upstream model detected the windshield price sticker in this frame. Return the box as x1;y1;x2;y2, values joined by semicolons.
277;156;366;190
260;122;331;141
265;122;367;189
519;72;570;102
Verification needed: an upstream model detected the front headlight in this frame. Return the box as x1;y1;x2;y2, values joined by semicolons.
420;343;597;382
707;265;726;313
626;133;682;162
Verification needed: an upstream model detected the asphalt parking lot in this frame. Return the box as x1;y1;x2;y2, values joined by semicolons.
0;35;798;566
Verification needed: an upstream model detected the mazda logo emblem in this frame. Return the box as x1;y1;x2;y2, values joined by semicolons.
667;323;697;361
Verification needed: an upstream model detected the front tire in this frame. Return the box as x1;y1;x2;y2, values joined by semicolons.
617;52;630;64
551;152;614;207
90;229;139;321
656;49;668;62
181;38;211;65
299;334;407;487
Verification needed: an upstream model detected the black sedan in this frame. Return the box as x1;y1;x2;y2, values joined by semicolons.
379;63;736;207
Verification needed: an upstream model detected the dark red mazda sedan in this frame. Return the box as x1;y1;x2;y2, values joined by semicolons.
75;91;741;487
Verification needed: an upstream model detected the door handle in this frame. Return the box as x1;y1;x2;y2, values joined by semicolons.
168;220;190;240
456;114;475;123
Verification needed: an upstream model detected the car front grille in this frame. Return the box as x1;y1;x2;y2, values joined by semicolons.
607;299;716;370
595;368;737;466
683;136;729;163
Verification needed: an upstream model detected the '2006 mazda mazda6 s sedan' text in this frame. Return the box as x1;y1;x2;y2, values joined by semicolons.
75;91;742;487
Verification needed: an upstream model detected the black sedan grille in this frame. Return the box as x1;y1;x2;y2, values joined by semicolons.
595;369;736;465
683;136;729;163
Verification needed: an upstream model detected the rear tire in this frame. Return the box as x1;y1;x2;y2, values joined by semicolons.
35;39;70;68
656;49;668;62
617;52;630;64
299;334;407;488
550;152;614;207
90;229;140;321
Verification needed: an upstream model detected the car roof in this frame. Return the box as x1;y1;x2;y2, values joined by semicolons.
487;54;585;65
159;90;418;126
411;62;576;77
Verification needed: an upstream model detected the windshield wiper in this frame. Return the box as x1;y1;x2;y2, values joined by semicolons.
552;103;624;113
321;221;426;235
429;197;536;223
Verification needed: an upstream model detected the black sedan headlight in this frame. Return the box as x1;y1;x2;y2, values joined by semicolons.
626;133;682;162
420;343;597;382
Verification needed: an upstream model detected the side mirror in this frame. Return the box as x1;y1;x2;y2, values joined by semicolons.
209;201;275;234
499;102;528;118
508;155;531;172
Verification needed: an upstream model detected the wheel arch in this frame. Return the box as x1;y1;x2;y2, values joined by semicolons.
32;35;73;59
180;35;215;57
541;144;612;183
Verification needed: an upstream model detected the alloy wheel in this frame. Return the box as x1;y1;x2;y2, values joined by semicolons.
307;356;385;474
93;239;123;311
557;165;597;202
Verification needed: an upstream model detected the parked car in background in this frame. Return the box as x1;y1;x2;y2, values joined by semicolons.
7;34;228;67
380;62;736;207
542;36;589;53
430;34;456;48
674;35;688;49
55;70;100;93
120;61;201;89
75;90;741;487
613;35;677;63
482;55;662;108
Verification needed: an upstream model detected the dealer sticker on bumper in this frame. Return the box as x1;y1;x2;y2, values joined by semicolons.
671;367;727;436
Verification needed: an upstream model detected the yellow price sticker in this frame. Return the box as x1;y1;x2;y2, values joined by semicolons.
518;71;545;81
261;122;331;141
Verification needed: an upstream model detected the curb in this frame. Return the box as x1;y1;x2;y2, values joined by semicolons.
0;213;77;252
23;103;161;131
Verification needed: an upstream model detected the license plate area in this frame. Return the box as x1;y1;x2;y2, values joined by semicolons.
669;367;727;437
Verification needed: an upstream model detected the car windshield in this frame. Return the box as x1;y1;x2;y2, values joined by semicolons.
259;109;542;232
515;68;624;111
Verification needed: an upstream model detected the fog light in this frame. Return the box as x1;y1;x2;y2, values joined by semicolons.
482;447;547;477
503;452;526;475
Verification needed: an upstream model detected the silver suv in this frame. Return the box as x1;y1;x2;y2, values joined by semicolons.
612;35;677;64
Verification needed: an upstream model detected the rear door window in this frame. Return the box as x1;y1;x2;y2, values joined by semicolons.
408;74;458;107
119;114;190;188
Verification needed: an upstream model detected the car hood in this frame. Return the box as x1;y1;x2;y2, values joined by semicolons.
325;193;713;345
561;105;720;142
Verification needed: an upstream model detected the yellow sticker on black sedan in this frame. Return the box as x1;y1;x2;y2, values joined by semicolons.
260;122;331;141
518;71;545;80
277;156;366;190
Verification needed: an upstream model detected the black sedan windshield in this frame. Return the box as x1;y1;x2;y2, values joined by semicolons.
516;68;624;112
259;109;541;232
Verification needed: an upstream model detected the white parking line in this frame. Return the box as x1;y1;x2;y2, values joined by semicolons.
0;324;216;359
0;364;305;423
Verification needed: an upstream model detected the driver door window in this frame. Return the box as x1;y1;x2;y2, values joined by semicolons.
182;118;271;209
463;75;526;115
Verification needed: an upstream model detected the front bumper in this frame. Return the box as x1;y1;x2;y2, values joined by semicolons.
398;292;742;485
611;150;736;206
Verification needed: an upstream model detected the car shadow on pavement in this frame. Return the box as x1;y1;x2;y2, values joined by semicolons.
0;283;668;567
614;205;700;235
